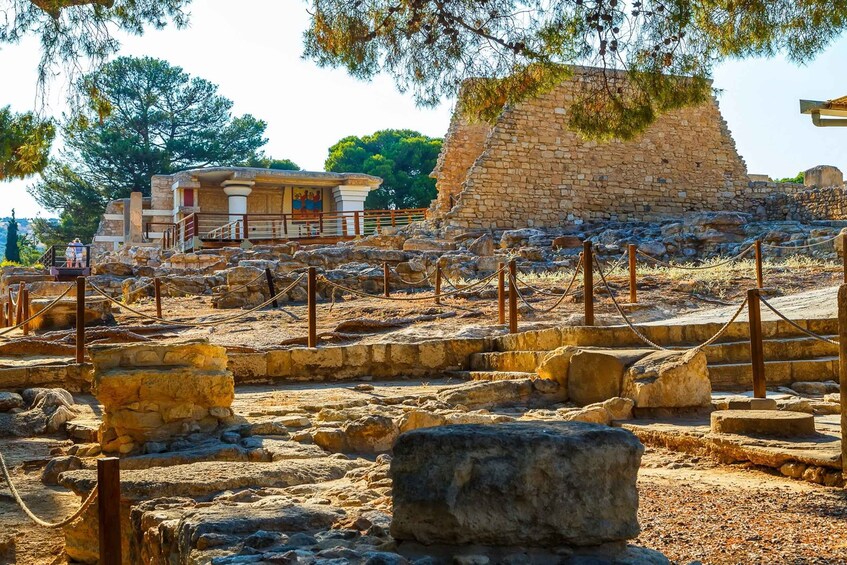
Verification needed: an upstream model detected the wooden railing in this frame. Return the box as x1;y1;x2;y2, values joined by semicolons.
160;208;428;251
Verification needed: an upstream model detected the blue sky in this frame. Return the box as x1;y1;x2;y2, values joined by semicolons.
1;0;845;217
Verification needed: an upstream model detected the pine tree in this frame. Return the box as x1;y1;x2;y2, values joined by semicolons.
4;209;20;263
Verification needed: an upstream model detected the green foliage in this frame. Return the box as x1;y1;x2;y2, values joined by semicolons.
17;234;43;265
325;129;442;210
0;106;55;181
4;209;20;263
305;0;847;139
29;56;269;244
1;0;191;91
776;172;805;184
242;156;302;171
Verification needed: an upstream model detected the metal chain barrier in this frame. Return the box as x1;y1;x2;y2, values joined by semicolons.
319;267;505;302
0;284;76;339
87;274;306;327
759;296;839;345
0;450;97;528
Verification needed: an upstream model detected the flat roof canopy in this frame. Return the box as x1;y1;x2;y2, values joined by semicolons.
800;95;847;127
169;167;383;190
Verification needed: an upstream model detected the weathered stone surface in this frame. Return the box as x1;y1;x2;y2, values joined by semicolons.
622;350;711;408
437;379;534;409
710;410;816;437
535;346;578;388
467;234;494;256
0;392;23;412
390;422;643;547
91;340;234;453
342;415;400;453
568;349;650;406
790;381;840;395
562;397;635;425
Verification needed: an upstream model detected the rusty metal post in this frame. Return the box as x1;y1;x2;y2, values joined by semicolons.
498;262;506;325
508;260;518;334
153;277;162;319
583;241;594;326
383;262;390;297
265;268;278;308
76;277;86;364
747;288;766;398
837;284;847;478
97;457;122;565
20;287;29;336
841;233;847;284
434;265;442;306
755;239;764;289
628;243;637;304
307;267;317;348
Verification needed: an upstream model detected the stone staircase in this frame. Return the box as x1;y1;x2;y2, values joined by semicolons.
459;318;839;391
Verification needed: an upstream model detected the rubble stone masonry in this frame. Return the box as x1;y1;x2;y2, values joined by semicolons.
433;69;803;229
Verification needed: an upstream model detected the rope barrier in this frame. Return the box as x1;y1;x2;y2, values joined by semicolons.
0;285;75;339
511;261;582;314
390;267;436;287
759;296;839;345
593;255;668;350
760;233;841;250
0;450;97;528
440;270;497;293
319;268;505;302
514;256;584;297
164;270;270;298
635;245;754;271
87;274;306;327
689;296;749;351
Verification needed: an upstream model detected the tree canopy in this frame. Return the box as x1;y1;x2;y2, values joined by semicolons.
325;129;441;210
242;156;302;171
29;55;268;245
0;107;55;181
4;209;20;263
304;0;847;139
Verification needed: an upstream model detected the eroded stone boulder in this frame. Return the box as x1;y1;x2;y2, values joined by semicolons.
567;349;650;406
621;349;711;408
436;379;534;409
390;422;643;547
536;345;578;388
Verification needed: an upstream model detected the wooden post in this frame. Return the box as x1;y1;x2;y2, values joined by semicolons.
498;262;506;325
20;287;29;336
841;233;847;284
748;288;766;398
0;299;6;328
14;282;24;327
755;239;764;289
153;278;162;319
583;241;594;326
76;277;86;364
7;290;14;326
837;284;847;479
265;268;278;308
354;211;360;236
434;265;442;306
383;262;390;297
97;457;122;565
628;243;637;304
508;260;518;334
307;267;317;348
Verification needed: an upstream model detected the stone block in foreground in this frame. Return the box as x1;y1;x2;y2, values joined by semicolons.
390;422;644;547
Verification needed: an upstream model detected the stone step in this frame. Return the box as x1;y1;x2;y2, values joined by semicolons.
697;335;838;364
469;351;546;373
493;319;839;352
708;356;839;391
447;370;538;382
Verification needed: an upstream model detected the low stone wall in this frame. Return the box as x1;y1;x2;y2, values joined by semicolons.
90;339;235;455
765;184;847;222
228;338;489;383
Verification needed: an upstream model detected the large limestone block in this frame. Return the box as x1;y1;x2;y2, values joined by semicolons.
568;349;650;406
28;297;113;331
536;345;579;388
621;349;711;408
390;422;644;547
437;379;534;409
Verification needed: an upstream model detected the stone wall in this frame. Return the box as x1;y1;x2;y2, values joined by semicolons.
433;68;803;229
765;184;847;222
